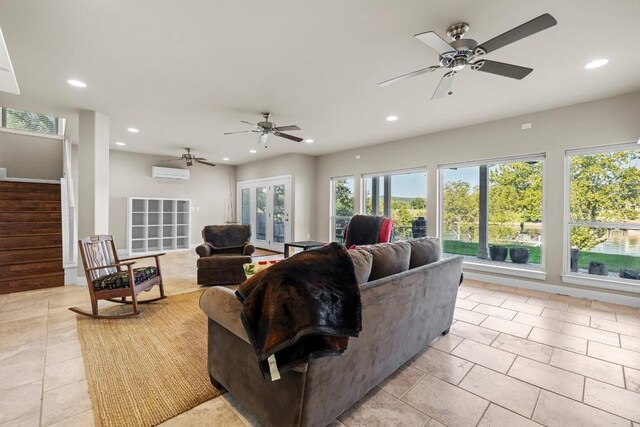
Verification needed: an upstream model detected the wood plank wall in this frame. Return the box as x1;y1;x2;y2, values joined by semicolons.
0;181;64;294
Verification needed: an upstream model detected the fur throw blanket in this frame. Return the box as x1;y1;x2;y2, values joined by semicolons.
236;243;362;380
344;215;383;247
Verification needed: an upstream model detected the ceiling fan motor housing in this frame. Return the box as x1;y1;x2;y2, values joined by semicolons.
439;37;477;70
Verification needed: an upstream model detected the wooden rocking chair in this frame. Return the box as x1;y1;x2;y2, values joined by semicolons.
70;235;167;318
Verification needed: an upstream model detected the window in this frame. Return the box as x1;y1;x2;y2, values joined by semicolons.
566;144;640;283
440;155;544;270
240;188;250;225
1;107;61;135
331;176;354;242
363;170;427;241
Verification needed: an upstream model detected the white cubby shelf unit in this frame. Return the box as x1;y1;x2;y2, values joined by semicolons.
127;197;191;254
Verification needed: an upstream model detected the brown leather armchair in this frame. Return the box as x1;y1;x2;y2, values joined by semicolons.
196;224;255;286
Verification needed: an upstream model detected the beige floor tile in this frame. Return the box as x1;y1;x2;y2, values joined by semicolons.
528;327;587;354
584;378;640;422
160;397;244;427
41;379;92;426
625;367;640;393
451;339;516;373
45;339;82;366
459;365;539;417
0;411;39;427
525;298;569;311
568;305;617;321
379;364;426;398
0;304;48;325
48;410;95;427
550;348;624;387
501;300;544;316
428;333;463;353
46;323;78;344
454;298;478;311
480;316;532;338
450;321;499;345
591;317;640;338
491;333;554;364
621;335;640;352
473;303;517;320
490;291;529;303
478;404;541;427
408;347;473;385
0;316;47;350
549;294;591;307
514;288;551;299
542;307;590;326
339;387;429;427
425;419;445;427
591;301;639;316
588;341;640;370
0;341;45;391
533;390;630;427
43;356;86;392
453;308;487;325
456;289;472;299
0;380;42;425
402;374;489;427
513;312;563;332
508;356;584;400
466;293;505;307
616;313;640;326
560;322;620;347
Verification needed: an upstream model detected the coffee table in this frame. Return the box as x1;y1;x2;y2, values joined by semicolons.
284;240;326;258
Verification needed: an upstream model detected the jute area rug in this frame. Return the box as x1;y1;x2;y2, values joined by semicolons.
77;290;220;427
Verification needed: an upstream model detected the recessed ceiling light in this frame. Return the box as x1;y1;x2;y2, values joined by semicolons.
67;79;87;88
222;157;230;161
115;141;126;146
386;115;398;122
585;59;609;69
304;139;314;143
249;149;257;154
127;127;139;133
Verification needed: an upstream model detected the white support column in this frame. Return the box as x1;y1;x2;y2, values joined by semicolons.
78;110;110;261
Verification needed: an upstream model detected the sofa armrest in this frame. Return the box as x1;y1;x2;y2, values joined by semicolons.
243;243;255;256
195;243;212;257
199;286;250;344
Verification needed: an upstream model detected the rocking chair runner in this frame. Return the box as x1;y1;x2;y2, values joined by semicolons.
71;235;167;318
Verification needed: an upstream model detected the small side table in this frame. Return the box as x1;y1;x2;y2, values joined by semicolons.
284;240;326;258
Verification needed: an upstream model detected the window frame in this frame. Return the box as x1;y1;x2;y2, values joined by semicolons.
330;175;355;242
0;107;65;139
562;142;640;292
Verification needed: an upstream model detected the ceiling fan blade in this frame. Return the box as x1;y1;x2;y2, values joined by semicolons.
431;71;456;100
160;158;182;162
414;31;455;55
379;65;440;87
471;60;533;79
224;130;256;135
194;157;207;161
197;160;216;167
240;120;258;127
274;131;304;142
274;125;301;132
258;133;269;145
476;13;557;55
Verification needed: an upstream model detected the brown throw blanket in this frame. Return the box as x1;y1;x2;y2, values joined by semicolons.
236;243;362;380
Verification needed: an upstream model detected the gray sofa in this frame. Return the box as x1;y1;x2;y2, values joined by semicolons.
199;238;463;427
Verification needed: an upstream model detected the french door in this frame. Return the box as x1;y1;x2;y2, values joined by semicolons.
237;176;291;252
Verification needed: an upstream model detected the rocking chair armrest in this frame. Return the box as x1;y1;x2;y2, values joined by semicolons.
119;253;166;262
86;261;136;272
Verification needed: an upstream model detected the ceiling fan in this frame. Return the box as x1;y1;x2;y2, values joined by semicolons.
161;147;216;167
224;112;303;145
379;13;557;99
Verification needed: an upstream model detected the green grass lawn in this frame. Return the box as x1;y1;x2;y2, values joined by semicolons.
443;240;639;272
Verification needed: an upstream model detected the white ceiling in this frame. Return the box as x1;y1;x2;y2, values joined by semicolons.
0;0;639;165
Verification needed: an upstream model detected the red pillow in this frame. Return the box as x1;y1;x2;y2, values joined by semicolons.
378;218;393;243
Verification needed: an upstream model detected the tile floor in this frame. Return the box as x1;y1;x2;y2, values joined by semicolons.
1;251;640;426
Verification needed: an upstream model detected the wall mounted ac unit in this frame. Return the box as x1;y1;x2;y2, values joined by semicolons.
151;166;190;181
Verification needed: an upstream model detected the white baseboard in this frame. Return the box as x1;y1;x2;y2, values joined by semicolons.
464;270;640;308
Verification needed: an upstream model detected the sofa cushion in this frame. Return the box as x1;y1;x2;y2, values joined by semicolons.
348;248;373;284
409;237;442;269
92;266;157;291
362;241;411;281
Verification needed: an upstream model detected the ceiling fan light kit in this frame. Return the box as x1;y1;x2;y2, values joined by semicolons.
380;13;557;99
224;112;304;145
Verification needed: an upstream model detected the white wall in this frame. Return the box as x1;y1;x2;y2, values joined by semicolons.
236;153;317;241
109;150;236;250
0;131;62;179
315;91;640;297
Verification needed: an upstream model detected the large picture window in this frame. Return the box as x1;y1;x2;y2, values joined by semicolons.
331;176;354;242
566;144;640;284
363;169;427;241
440;155;544;270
